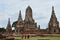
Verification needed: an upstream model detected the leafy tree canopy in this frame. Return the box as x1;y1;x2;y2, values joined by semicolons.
12;21;18;27
0;28;6;32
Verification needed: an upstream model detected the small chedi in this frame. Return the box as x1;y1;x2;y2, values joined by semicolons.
6;18;12;34
5;6;60;35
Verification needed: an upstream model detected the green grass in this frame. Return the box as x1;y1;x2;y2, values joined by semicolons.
9;36;60;40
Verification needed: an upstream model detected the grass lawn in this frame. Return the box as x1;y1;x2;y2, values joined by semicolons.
9;36;60;40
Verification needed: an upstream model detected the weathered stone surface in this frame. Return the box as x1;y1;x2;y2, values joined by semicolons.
6;18;12;33
48;6;59;34
15;6;37;34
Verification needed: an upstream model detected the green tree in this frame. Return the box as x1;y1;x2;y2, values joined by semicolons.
0;28;6;32
12;21;18;27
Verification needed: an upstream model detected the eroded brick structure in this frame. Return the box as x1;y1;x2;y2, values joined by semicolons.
48;6;59;34
6;6;60;34
15;6;37;34
6;18;12;33
15;10;24;33
24;6;37;32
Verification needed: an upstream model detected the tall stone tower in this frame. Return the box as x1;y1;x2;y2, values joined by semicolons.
48;6;59;34
6;18;12;33
24;6;34;23
24;6;37;32
16;10;24;33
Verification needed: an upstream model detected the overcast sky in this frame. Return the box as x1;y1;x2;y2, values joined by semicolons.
0;0;60;29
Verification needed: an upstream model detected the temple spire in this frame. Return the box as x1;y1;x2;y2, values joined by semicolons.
52;6;55;13
52;6;54;11
6;18;12;33
24;6;34;23
25;6;32;19
51;6;56;19
7;18;11;27
48;6;59;34
18;10;23;22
